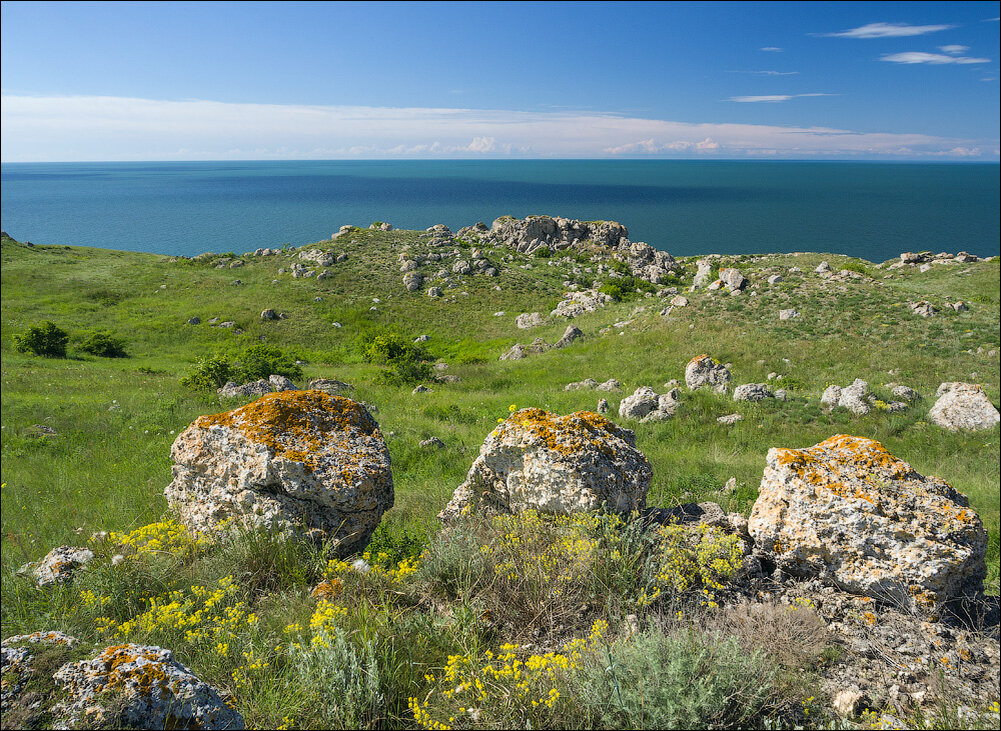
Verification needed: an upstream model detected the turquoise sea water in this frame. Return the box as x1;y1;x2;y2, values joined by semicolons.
1;160;998;261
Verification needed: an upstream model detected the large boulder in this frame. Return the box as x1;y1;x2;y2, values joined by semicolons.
18;546;94;588
165;390;393;555
928;382;1000;431
685;354;731;393
749;435;987;615
440;408;651;520
53;644;244;729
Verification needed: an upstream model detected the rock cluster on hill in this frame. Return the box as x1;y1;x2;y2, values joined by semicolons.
439;408;652;520
165;390;393;555
749;434;987;615
500;324;583;360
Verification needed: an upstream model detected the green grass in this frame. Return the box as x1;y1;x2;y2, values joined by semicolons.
1;232;999;729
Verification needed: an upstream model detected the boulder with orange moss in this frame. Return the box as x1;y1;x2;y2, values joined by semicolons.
165;390;393;555
748;435;987;615
53;644;244;729
439;408;651;521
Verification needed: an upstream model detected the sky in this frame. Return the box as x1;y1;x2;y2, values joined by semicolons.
1;1;999;161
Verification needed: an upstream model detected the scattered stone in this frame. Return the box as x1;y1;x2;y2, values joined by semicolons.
890;385;920;402
596;398;609;414
815;261;832;274
773;389;788;401
186;316;201;325
218;379;273;398
551;289;613;318
669;295;688;307
723;477;738;494
440;408;651;520
832;690;865;718
733;383;773;402
268;375;297;392
427;287;442;298
412;384;432;394
261;308;279;320
719;267;747;291
748;434;987;615
618;386;681;422
165;391;393;555
595;379;621;392
419;437;445;450
53;644;244;730
553;324;583;349
946;300;969;312
909;300;936;317
778;308;800;321
403;271;424;291
565;378;599;391
821;379;873;416
2;631;80;716
929;383;1000;431
18;546;94;588
693;258;715;287
717;414;743;425
516;312;545;329
767;275;783;285
685;354;731;393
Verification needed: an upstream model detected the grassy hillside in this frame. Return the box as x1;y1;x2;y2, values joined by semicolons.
1;227;998;728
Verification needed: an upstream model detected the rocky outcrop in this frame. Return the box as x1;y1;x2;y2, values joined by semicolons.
929;382;1000;431
718;267;747;291
516;312;545;329
685;355;731;393
551;289;613;318
821;379;872;416
618;386;681;422
165;390;393;555
748;435;987;615
440;408;651;520
17;546;94;588
53;644;244;729
465;215;679;283
306;378;355;396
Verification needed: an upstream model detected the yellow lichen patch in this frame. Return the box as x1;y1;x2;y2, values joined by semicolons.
92;645;172;696
310;578;343;600
688;353;711;365
196;390;378;470
774;435;918;493
499;408;630;458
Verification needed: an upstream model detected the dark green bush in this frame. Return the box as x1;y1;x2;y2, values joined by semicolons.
841;259;874;278
609;259;631;275
237;344;303;382
599;283;624;301
78;330;128;358
534;245;552;258
13;321;68;358
359;332;434;386
180;354;236;392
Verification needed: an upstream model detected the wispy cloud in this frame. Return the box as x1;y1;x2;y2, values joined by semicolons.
938;45;970;54
0;95;995;161
727;93;833;103
726;70;799;76
881;51;991;64
760;46;783;52
819;22;954;38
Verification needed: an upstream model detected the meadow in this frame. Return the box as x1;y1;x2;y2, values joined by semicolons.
1;228;998;729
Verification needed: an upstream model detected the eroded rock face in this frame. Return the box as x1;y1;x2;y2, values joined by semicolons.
440;408;651;520
685;354;731;393
2;632;79;715
929;382;1000;431
53;644;244;730
165;390;393;555
748;435;987;615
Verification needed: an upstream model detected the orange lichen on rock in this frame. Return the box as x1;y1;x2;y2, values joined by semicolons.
197;390;378;471
499;408;629;458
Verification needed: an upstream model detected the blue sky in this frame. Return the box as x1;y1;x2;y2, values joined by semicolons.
2;1;999;161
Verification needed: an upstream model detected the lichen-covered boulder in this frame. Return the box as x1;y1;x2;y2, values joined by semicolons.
820;379;872;415
749;435;987;615
929;382;1000;431
685;354;731;393
440;408;651;520
53;644;244;730
733;383;773;402
2;631;79;715
18;546;94;588
165;390;393;555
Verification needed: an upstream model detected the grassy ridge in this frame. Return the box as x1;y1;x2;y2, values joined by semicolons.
1;230;999;727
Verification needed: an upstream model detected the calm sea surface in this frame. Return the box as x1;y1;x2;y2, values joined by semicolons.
1;160;998;261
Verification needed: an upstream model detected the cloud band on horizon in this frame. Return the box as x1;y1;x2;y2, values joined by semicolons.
0;95;996;161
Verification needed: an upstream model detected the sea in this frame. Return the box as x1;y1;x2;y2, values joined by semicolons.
1;160;998;261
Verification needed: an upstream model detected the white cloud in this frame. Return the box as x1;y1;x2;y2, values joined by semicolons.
760;46;783;52
820;22;954;38
0;95;995;161
727;93;833;103
938;45;970;54
881;51;991;64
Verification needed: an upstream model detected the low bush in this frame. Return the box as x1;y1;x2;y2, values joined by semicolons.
534;245;552;258
359;332;434;386
78;329;128;358
842;259;875;278
237;344;303;382
180;354;236;392
13;321;69;358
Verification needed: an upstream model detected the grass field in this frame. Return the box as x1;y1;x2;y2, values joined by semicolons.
2;229;998;728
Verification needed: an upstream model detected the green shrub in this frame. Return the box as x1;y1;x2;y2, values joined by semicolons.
599;283;624;301
78;329;128;358
609;259;631;275
180;354;236;392
237;344;303;382
534;245;552;258
359;332;433;386
842;259;874;278
13;321;68;358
